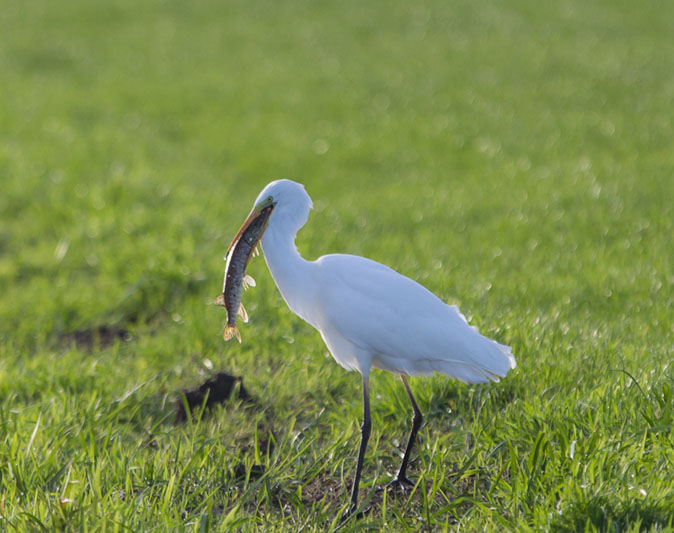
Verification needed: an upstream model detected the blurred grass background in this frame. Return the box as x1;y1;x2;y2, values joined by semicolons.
1;0;673;530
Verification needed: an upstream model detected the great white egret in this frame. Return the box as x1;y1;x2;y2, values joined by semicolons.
221;179;516;512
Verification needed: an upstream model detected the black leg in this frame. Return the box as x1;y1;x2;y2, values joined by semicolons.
349;375;371;512
390;374;422;487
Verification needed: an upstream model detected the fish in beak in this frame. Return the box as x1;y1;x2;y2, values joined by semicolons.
215;198;274;342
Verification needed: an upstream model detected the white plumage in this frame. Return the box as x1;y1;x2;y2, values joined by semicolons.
229;178;516;513
255;179;515;381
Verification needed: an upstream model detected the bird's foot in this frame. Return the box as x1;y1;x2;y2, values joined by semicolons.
337;503;366;526
384;475;415;494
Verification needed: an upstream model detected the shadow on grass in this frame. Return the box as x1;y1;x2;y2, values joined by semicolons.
55;268;206;352
109;270;207;325
59;324;131;350
552;496;674;532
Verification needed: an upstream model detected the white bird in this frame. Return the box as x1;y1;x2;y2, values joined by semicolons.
222;179;516;512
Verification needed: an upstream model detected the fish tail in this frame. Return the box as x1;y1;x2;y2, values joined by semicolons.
223;325;241;343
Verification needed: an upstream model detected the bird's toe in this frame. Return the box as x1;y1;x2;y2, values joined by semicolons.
337;503;367;525
384;475;415;494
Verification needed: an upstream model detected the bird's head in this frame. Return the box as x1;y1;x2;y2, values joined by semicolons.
253;179;313;235
225;179;312;258
254;179;312;215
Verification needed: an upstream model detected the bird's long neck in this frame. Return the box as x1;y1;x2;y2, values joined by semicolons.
261;216;317;326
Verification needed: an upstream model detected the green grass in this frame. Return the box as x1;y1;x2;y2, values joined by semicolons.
1;0;674;530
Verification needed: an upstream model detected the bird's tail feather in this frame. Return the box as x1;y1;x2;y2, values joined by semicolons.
429;339;516;384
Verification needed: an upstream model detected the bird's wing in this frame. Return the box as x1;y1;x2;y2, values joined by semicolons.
314;254;515;382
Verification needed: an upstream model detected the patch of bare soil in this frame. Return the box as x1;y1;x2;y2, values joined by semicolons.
302;476;345;507
175;372;252;423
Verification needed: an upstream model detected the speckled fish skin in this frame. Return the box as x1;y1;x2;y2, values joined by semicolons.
217;206;273;342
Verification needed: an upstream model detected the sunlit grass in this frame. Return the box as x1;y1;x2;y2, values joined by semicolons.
1;0;673;530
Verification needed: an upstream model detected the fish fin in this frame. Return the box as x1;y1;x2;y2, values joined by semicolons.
253;245;260;258
237;302;249;323
214;293;226;307
223;325;241;343
242;274;256;290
